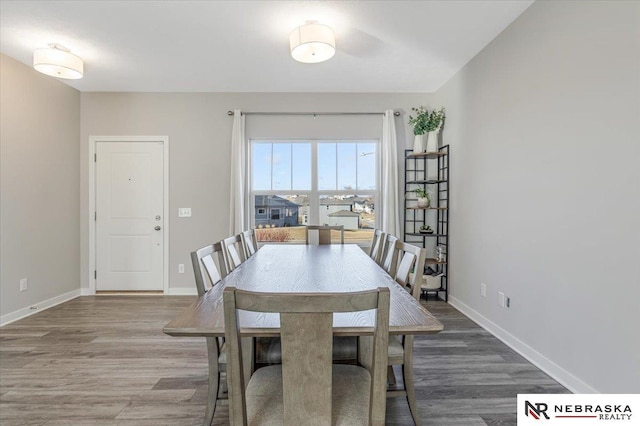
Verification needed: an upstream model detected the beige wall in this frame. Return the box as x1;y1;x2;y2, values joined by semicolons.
80;93;434;292
0;54;80;319
434;1;640;392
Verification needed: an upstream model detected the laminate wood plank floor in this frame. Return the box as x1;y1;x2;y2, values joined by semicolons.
0;296;567;425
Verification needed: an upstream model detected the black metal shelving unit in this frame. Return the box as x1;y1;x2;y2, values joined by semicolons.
403;146;449;302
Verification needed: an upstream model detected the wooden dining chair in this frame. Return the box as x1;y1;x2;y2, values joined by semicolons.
191;243;229;425
380;234;399;276
222;234;247;272
305;224;344;245
224;287;390;426
386;241;426;426
241;229;259;258
369;229;386;264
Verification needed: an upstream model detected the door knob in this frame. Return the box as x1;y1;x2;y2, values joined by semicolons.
154;226;161;231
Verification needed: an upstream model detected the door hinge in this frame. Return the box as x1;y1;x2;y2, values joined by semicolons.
94;153;97;162
94;212;97;221
94;270;97;279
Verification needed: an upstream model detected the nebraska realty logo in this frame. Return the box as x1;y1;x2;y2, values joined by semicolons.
517;394;639;424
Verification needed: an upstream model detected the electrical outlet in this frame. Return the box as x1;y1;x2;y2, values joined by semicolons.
480;283;487;298
20;278;28;292
498;291;505;308
178;264;185;274
178;208;192;217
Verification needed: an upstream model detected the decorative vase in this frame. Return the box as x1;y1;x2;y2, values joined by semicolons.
413;134;427;154
426;131;439;152
417;197;429;208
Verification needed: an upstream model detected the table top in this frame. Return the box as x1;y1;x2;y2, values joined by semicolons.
163;244;444;337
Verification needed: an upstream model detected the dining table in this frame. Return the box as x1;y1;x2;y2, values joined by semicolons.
163;244;444;338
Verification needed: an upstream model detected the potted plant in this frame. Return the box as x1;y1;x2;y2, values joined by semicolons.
408;106;429;154
419;225;434;234
412;188;430;208
424;107;445;152
409;106;446;153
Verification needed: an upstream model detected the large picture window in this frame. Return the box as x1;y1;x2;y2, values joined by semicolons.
250;140;379;243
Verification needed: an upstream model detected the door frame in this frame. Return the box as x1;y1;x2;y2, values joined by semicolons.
88;136;170;295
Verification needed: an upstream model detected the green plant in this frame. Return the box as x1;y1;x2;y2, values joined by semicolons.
408;106;429;135
412;188;429;200
408;106;446;135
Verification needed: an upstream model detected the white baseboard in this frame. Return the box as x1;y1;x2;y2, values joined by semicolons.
448;295;598;394
0;289;81;327
166;287;197;296
80;288;92;296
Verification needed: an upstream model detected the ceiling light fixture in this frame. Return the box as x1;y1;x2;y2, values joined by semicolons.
33;44;84;79
289;21;335;64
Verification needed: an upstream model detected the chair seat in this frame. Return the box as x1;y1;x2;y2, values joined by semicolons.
246;364;371;426
255;336;357;364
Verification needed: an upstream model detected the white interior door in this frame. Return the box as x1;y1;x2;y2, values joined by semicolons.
96;141;164;291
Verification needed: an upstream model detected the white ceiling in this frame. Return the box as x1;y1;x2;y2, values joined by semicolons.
0;0;533;93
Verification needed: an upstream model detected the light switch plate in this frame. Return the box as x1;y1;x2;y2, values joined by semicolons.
178;208;192;217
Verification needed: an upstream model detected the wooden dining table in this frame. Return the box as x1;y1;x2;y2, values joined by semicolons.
164;244;443;337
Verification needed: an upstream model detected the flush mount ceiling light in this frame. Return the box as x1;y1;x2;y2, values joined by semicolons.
289;20;336;64
33;44;84;79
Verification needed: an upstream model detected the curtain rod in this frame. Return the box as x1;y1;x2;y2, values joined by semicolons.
227;111;401;117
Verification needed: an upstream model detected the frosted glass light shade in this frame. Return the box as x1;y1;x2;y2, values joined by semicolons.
33;45;83;79
290;21;335;64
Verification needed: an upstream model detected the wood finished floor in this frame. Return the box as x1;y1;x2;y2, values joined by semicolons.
0;296;567;425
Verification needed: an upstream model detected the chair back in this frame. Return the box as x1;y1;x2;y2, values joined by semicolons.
222;234;247;272
305;225;344;245
369;229;386;264
190;243;227;296
393;241;426;300
223;287;390;426
241;229;258;258
381;234;399;276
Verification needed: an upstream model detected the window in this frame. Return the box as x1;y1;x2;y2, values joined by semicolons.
250;140;379;243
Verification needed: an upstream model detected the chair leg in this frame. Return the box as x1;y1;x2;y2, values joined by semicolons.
204;337;220;426
387;365;397;386
402;362;421;426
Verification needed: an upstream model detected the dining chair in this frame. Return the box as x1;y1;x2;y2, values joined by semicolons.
222;234;247;272
305;224;344;245
369;229;386;264
224;287;390;426
191;243;229;425
380;234;399;276
240;229;259;258
386;241;426;426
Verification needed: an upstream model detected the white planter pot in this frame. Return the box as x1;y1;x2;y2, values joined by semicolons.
426;131;439;152
417;197;429;208
412;134;427;154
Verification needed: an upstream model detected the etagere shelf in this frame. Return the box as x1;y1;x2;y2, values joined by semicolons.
404;146;449;302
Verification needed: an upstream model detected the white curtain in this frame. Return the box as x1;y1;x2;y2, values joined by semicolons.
381;110;400;237
229;109;246;235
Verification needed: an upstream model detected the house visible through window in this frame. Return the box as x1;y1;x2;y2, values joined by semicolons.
250;140;378;243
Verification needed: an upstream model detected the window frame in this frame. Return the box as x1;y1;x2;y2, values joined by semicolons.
248;139;381;237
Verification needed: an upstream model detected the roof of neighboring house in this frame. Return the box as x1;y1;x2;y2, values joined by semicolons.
320;199;353;205
328;210;360;217
254;195;300;208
